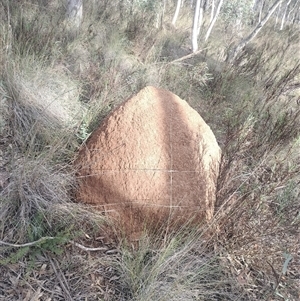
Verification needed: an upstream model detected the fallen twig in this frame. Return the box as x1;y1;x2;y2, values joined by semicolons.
0;238;108;252
69;240;108;252
168;48;207;65
0;237;55;248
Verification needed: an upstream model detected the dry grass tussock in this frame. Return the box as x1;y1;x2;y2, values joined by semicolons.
205;35;300;299
1;0;300;300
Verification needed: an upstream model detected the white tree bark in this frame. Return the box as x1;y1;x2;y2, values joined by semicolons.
210;0;215;23
156;0;167;29
275;1;282;27
192;0;201;52
204;0;224;42
66;0;83;28
226;0;283;63
280;0;292;30
197;0;204;35
258;0;265;23
172;0;182;26
252;0;260;10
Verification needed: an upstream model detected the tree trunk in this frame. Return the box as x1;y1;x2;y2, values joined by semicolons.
275;1;282;27
226;0;283;63
252;0;260;11
156;0;167;29
280;0;292;30
258;0;265;23
204;0;224;42
210;0;215;23
197;0;204;35
66;0;83;28
192;0;201;52
172;0;182;26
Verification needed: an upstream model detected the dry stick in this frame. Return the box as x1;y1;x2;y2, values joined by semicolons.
0;238;108;252
167;48;207;65
0;237;55;248
267;260;282;294
69;240;108;252
155;48;208;81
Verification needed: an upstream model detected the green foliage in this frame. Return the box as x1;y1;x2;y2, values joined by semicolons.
0;246;30;265
222;0;255;27
1;211;75;265
76;120;91;143
123;0;160;15
134;0;160;12
0;236;67;265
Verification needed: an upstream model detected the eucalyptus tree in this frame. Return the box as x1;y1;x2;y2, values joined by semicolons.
222;0;256;30
204;0;224;41
280;0;292;29
172;0;182;26
210;0;215;22
226;0;283;63
192;0;201;52
275;0;283;25
258;0;265;22
197;0;205;35
156;0;167;29
66;0;83;28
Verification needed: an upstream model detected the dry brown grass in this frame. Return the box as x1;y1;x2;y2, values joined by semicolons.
202;27;300;299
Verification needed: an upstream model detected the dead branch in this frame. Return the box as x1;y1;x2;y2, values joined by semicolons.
168;48;207;65
0;237;55;248
0;238;108;252
69;240;108;252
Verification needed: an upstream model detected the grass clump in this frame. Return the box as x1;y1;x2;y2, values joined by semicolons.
109;227;245;301
201;27;300;300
